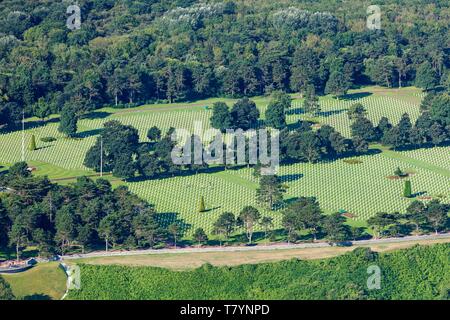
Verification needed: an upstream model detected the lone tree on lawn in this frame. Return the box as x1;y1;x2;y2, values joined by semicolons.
406;201;427;233
210;102;232;132
238;206;261;244
212;212;236;245
147;126;161;142
8;222;28;262
29;134;36;151
321;213;350;245
193;228;208;247
198;196;206;212
347;103;367;120
260;216;274;244
303;85;321;117
425;200;448;235
256;175;287;210
394;167;406;177
58;105;78;137
168;223;180;248
403;180;412;198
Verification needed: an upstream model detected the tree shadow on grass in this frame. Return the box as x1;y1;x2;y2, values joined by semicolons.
154;212;192;235
411;191;427;198
75;128;103;139
82;111;112;120
286;108;305;116
278;173;303;183
24;118;60;131
393;140;450;152
128;165;228;183
203;206;221;213
0;118;60;134
286;120;317;131
283;197;300;207
23;293;52;300
316;109;348;117
340;148;382;159
35;145;53;151
341;92;373;101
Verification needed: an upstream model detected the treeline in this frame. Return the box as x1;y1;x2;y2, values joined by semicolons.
81;91;450;181
1;0;450;127
0;162;168;259
348;91;450;150
1;162;448;259
82;94;385;180
281;195;449;244
66;244;450;300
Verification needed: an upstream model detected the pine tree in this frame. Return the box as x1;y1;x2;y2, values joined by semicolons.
29;134;36;151
199;196;206;212
403;180;412;198
193;228;208;247
303;85;321;117
394;167;404;177
58;105;78;138
0;276;15;300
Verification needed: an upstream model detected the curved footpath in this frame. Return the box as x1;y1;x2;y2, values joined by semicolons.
61;232;450;260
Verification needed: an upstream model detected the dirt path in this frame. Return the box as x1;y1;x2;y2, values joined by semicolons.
67;236;450;270
381;149;450;178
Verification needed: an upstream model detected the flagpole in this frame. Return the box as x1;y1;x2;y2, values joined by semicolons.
100;136;103;177
21;110;25;162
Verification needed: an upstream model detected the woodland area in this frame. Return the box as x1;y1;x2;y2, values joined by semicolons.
0;0;449;127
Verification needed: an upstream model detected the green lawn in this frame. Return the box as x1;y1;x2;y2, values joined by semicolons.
3;262;67;300
1;86;448;237
127;148;449;235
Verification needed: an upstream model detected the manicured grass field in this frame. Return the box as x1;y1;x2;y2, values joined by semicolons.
1;86;448;236
127;148;450;235
3;262;67;300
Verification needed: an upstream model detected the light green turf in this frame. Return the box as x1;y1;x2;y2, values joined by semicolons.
1;87;448;236
3;262;67;300
127;150;449;235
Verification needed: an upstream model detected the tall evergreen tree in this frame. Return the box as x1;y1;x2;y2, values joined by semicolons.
210;102;232;131
256;175;287;210
58;105;78;138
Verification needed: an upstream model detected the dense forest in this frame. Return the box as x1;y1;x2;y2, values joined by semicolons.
66;244;450;300
0;0;449;127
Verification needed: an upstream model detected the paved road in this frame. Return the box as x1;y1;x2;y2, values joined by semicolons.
61;232;450;260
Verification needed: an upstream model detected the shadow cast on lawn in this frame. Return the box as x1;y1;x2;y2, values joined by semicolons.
0;118;60;134
203;206;221;213
286;108;305;116
36;145;53;151
82;111;113;120
411;191;427;198
127;165;231;183
278;173;304;183
316;109;348;117
23;293;52;300
393;140;450;152
341;92;373;100
75;128;103;139
154;212;192;235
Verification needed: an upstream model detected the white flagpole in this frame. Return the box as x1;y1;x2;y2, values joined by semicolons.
21;110;25;162
100;136;103;177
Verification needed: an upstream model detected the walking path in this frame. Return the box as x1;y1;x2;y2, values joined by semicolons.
381;149;450;178
61;232;450;260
